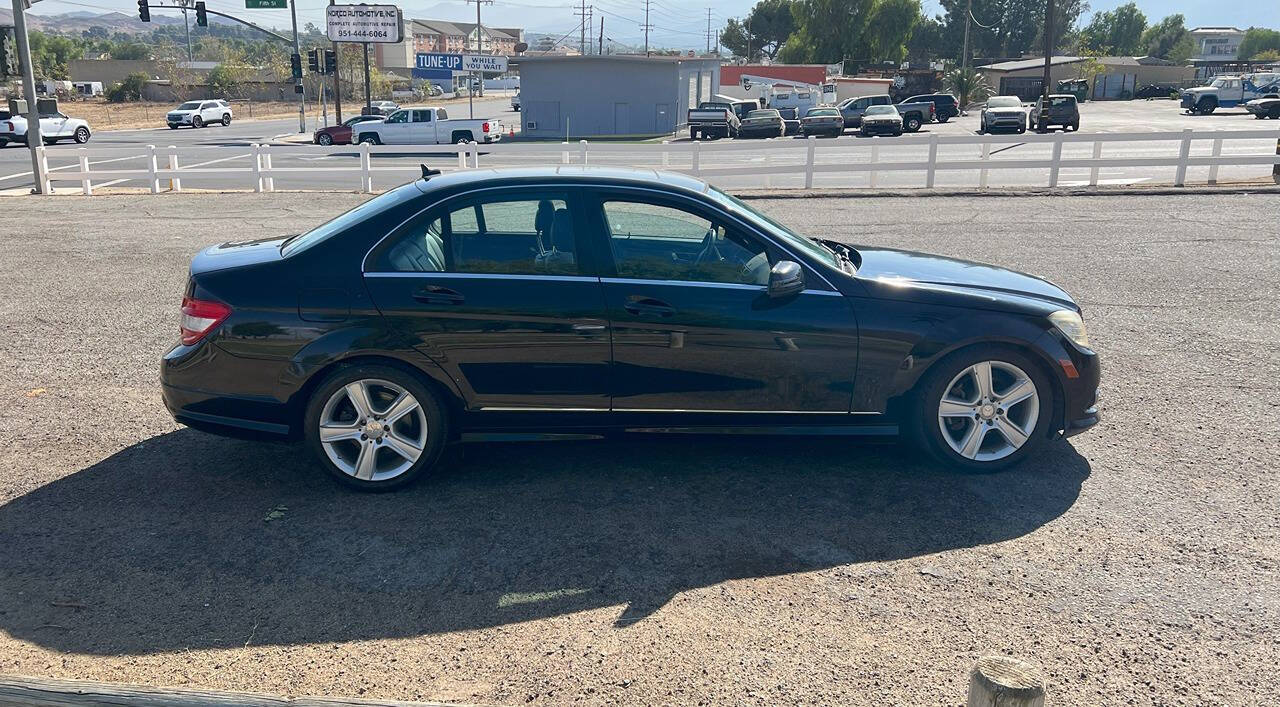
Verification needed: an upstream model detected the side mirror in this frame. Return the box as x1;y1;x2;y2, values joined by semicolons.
767;260;805;298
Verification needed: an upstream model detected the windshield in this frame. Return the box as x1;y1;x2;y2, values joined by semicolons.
281;183;421;257
806;108;839;117
1210;78;1228;88
864;106;897;116
987;96;1022;108
706;185;841;271
178;102;201;110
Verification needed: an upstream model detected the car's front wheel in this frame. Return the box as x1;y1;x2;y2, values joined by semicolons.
221;113;232;126
916;347;1052;472
73;126;91;144
317;133;334;145
304;364;448;491
192;115;203;128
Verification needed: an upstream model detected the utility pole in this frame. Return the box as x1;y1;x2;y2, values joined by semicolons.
362;42;371;112
330;0;342;123
182;0;193;62
961;0;972;71
643;0;652;56
1040;0;1054;129
705;8;712;55
745;16;752;63
576;0;588;54
10;0;44;193
466;0;492;105
598;16;604;55
289;0;305;133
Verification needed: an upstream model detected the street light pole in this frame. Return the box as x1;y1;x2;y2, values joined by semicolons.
289;0;305;133
961;0;972;72
183;0;193;63
11;0;45;193
1040;0;1054;130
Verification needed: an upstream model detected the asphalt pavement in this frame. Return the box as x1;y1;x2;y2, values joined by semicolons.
0;190;1276;705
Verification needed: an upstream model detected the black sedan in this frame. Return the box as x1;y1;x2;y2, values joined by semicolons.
162;167;1100;490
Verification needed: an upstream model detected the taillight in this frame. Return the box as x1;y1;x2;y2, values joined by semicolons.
180;296;231;346
482;122;490;132
4;122;11;131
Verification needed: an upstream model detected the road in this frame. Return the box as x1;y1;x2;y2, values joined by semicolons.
2;97;1277;193
0;191;1277;705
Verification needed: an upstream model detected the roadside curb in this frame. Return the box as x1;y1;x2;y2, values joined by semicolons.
0;675;466;707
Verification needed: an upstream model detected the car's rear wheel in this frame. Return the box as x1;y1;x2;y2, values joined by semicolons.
916;347;1052;472
937;114;949;123
304;365;448;491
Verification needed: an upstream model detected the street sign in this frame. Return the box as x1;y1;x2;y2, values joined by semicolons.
416;53;463;72
326;4;403;43
245;0;288;8
462;54;508;73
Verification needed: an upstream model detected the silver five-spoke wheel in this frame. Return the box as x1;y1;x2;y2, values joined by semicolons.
318;378;427;482
937;360;1040;462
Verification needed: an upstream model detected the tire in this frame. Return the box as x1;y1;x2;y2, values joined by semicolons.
192;115;203;128
1256;112;1267;120
452;132;471;144
1070;121;1079;131
221;113;232;126
317;133;334;146
1272;108;1280;120
904;115;922;132
73;126;90;144
1017;125;1026;134
358;133;380;145
1198;98;1216;115
913;346;1054;473
690;128;698;140
937;114;950;123
303;364;449;491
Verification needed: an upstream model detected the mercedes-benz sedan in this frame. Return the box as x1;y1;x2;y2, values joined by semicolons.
161;167;1100;490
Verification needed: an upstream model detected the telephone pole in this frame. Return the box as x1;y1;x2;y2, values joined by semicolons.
643;0;652;56
705;8;712;55
1041;0;1054;118
466;0;492;103
575;0;589;54
961;0;972;71
10;0;44;193
288;0;305;133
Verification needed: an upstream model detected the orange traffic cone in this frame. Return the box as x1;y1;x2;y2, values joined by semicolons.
507;125;515;139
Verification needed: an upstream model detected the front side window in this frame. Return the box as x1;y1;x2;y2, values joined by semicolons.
602;200;770;286
386;110;409;124
377;194;579;276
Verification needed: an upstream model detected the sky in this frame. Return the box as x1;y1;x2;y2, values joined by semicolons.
28;0;1280;50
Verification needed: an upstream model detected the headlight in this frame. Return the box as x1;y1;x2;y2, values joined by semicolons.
1049;310;1091;349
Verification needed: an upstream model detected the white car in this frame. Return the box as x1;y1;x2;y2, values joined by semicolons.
0;110;92;146
370;100;399;115
167;99;233;129
354;106;502;145
511;92;521;111
979;95;1029;134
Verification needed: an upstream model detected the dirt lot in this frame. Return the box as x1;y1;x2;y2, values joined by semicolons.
0;191;1277;705
59;100;303;130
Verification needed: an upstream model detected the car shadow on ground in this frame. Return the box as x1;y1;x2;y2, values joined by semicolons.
0;429;1089;655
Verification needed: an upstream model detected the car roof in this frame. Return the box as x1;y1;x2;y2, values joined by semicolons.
415;165;712;197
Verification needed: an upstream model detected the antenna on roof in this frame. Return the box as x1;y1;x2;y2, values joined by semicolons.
421;164;442;180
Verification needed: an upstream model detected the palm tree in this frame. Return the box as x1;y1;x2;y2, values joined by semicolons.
946;68;993;111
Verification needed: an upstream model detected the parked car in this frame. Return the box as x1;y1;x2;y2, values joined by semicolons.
161;166;1101;490
511;92;521;111
0;110;92;145
167;99;233;129
367;100;400;116
1028;94;1080;132
355;106;503;145
1245;96;1280;119
859;105;903;136
838;94;932;132
688;101;741;140
978;96;1029;134
783;117;802;135
736;108;785;138
1181;72;1280;114
799;107;844;137
1134;83;1181;100
904;93;960;122
313;114;385;146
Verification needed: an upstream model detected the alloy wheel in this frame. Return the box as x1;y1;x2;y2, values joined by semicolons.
937;360;1040;462
318;378;428;482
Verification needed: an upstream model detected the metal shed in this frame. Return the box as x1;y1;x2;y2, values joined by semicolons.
517;55;721;139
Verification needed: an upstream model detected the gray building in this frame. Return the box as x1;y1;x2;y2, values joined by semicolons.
518;55;721;139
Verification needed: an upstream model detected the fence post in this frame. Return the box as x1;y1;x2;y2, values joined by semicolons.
1207;137;1223;185
262;145;274;192
1274;137;1280;185
979;139;990;189
966;656;1045;707
804;135;816;190
691;140;700;175
146;144;160;194
251;144;263;193
36;146;51;194
661;140;670;168
579;139;589;165
471;142;480;168
457;144;468;169
167;145;181;193
869;144;879;189
1048;133;1064;188
359;141;373;193
78;149;92;196
925;133;939;188
1174;127;1192;187
1088;140;1102;187
561;141;570;164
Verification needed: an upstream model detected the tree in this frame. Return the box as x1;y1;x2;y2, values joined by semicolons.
720;0;797;61
937;0;1088;61
1238;28;1280;60
104;72;149;102
945;66;991;106
1080;2;1146;55
1141;14;1188;60
207;62;253;99
780;0;920;65
865;0;921;65
111;43;151;60
905;14;945;65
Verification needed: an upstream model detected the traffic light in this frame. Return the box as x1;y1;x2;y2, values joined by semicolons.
194;1;207;27
137;0;150;22
307;49;319;74
324;49;336;75
290;53;302;80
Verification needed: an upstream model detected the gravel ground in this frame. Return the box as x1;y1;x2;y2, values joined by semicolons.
0;190;1277;705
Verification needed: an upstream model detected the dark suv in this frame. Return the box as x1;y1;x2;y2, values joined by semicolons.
1029;94;1080;132
904;93;960;122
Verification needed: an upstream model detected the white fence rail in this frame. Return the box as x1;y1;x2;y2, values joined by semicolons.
31;128;1280;195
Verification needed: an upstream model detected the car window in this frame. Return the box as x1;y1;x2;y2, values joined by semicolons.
412;109;432;122
385;110;408;124
873;96;890;105
377;194;579;276
602;201;769;286
179;101;201;110
437;108;448;120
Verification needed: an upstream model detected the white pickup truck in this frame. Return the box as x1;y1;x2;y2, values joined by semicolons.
354;106;503;145
1181;72;1280;113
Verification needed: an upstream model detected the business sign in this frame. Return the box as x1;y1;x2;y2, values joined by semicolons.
415;53;508;74
245;0;287;8
463;54;508;73
326;4;403;43
416;53;463;71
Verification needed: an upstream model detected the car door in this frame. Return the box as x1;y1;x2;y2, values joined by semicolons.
842;97;869;126
379;110;412;144
41;112;69;138
586;189;859;414
409;109;435;143
363;187;612;411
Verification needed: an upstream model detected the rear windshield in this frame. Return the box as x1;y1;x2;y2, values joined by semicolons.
747;110;779;118
281;183;421;257
805;108;839;117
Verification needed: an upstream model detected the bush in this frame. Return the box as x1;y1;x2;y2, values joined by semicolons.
105;72;149;102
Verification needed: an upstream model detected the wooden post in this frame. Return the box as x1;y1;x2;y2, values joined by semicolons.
579;139;589;165
925;132;939;188
78;149;92;196
457;144;468;169
804;135;816;189
1207;137;1222;185
1088;140;1102;186
1272;137;1279;185
1048;132;1063;188
359;141;373;193
250;144;263;193
262;145;274;192
1174;127;1192;187
561;141;570;164
691;140;700;175
966;656;1046;707
869;144;878;188
979;139;990;189
146;144;160;194
168;146;180;192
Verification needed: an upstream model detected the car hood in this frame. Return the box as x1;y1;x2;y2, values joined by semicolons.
853;247;1076;311
168;109;197;114
191;235;289;274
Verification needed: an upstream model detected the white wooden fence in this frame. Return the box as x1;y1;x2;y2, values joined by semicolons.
31;128;1280;195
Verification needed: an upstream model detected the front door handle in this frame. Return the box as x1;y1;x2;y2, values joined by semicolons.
412;285;465;304
623;296;675;317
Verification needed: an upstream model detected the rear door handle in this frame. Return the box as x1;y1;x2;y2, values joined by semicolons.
412;285;465;304
623;296;675;317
